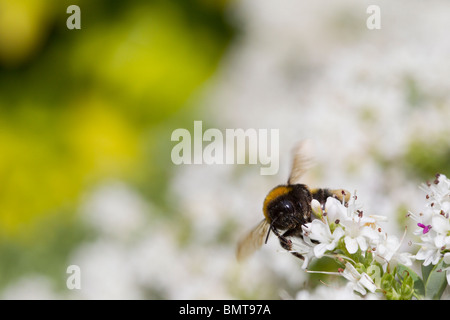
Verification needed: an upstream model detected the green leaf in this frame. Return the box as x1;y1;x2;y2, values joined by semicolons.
397;264;425;299
424;259;448;300
422;263;433;283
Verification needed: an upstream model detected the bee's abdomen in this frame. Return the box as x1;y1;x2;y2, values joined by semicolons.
310;188;350;205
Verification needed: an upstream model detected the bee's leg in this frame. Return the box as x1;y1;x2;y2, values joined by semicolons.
271;227;305;260
289;251;305;260
283;225;319;245
282;227;303;239
310;188;350;206
282;229;306;260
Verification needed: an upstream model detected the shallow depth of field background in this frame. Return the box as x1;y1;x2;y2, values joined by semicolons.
0;0;449;299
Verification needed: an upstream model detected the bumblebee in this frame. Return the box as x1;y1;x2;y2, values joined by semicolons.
236;141;350;261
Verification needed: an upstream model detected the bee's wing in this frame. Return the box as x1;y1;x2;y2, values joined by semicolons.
236;219;270;262
288;140;315;185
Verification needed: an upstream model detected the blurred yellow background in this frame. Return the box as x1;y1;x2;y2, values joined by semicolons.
0;0;233;295
0;0;449;299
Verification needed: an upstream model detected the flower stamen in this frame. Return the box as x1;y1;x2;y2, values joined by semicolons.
417;223;432;234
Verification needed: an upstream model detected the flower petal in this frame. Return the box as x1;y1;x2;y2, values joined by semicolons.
311;199;323;219
356;236;368;252
325;197;347;222
313;243;329;258
447;270;450;286
432;215;450;234
360;273;377;293
345;236;359;254
444;253;450;265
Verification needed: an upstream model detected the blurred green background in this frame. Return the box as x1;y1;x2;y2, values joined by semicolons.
0;0;449;299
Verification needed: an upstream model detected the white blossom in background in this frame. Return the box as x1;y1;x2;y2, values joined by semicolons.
1;276;58;300
79;182;148;239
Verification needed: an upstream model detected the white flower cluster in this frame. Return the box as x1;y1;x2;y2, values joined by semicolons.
292;194;414;295
409;174;450;283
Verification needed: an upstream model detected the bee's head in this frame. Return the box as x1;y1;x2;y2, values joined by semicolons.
263;184;312;230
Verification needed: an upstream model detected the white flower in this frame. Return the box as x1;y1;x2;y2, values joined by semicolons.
324;197;384;254
302;219;344;258
411;174;450;266
290;237;315;270
421;174;450;212
431;214;450;234
342;262;377;296
409;211;433;235
375;234;414;269
340;217;380;254
311;199;324;219
303;195;385;257
324;197;348;222
415;233;449;266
